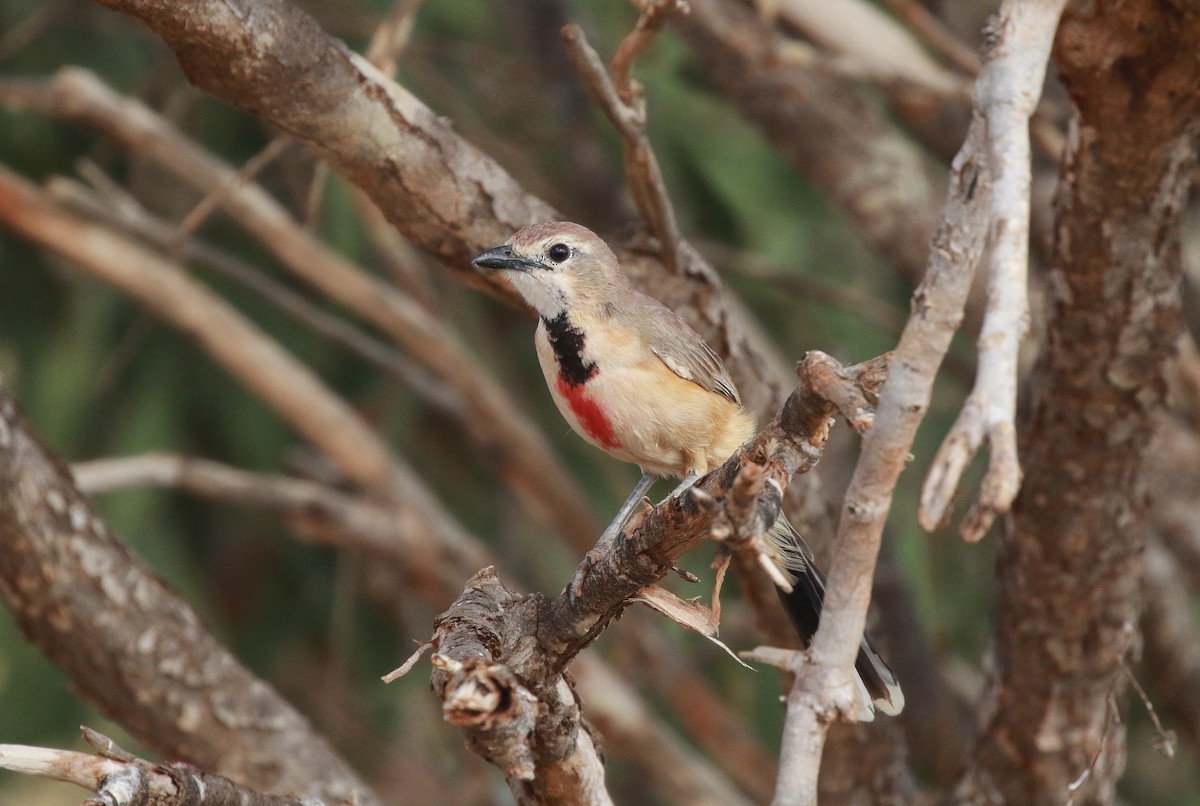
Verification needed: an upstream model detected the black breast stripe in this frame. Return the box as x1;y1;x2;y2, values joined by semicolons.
543;311;598;386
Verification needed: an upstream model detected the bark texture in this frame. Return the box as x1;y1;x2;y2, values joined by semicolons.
957;2;1200;803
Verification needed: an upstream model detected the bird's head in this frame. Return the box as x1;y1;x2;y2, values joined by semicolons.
472;222;626;319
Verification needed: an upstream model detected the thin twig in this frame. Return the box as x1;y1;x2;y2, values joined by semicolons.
171;135;291;249
880;0;983;76
561;11;688;273
363;0;424;75
0;0;71;60
71;453;487;577
611;0;690;104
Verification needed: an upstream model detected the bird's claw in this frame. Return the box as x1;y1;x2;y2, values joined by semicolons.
672;565;700;583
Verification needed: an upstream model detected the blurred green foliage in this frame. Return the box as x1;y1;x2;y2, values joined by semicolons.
0;0;1195;803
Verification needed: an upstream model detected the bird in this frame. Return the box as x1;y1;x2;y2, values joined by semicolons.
472;221;903;718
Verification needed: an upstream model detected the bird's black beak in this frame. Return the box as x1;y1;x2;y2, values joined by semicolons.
472;245;538;272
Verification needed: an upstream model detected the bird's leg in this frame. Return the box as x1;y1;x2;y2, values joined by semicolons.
568;472;656;603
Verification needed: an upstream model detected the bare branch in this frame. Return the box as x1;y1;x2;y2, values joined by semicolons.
561;12;687;273
72;453;487;592
919;0;1067;542
74;452;759;805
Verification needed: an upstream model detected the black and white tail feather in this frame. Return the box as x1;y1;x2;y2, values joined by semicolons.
764;518;904;721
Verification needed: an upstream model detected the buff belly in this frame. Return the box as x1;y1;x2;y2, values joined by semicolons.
535;331;754;479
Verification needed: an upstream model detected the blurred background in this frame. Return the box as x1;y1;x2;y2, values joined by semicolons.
0;0;1196;803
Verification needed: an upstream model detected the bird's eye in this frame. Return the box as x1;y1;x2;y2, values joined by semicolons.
547;243;571;263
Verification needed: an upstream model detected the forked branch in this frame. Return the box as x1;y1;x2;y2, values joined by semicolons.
918;0;1069;542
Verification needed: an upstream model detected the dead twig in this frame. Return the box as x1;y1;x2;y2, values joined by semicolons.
561;3;689;274
171;135;291;249
880;0;983;76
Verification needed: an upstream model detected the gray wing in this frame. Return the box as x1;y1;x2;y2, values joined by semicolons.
639;303;742;405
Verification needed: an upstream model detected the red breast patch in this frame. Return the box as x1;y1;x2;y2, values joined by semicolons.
555;377;620;450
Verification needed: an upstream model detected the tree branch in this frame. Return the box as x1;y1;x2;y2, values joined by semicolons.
73;452;762;803
0;728;317;806
561;1;689;273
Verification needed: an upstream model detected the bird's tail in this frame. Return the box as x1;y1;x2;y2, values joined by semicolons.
764;517;904;720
